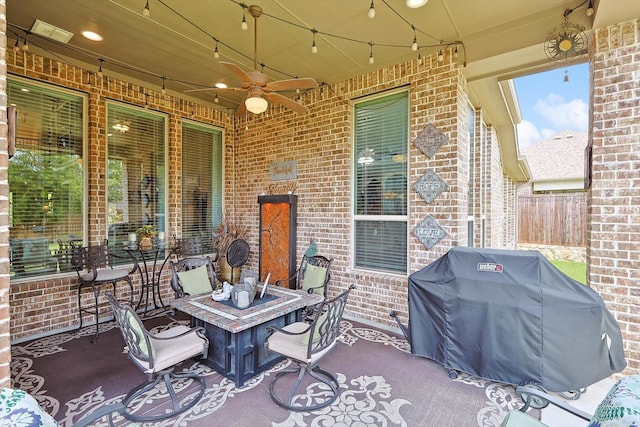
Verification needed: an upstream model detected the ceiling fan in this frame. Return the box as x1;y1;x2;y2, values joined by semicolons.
188;5;318;115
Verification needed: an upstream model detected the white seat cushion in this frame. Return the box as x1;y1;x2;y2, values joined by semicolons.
267;322;335;362
132;325;206;372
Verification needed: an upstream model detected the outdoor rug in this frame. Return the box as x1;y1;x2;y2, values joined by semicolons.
10;315;530;426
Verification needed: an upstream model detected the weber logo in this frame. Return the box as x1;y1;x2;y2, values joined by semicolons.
477;263;503;273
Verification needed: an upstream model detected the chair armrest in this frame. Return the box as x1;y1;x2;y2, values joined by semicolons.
274;272;298;287
71;402;125;427
265;323;310;338
515;385;592;421
148;325;206;341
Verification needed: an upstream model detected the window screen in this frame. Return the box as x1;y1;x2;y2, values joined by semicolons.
8;77;85;279
181;120;223;239
106;103;166;249
353;91;408;274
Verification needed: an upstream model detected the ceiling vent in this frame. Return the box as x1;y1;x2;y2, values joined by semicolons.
30;19;74;43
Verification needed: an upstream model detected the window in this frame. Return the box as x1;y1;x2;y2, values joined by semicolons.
181;120;223;238
353;91;408;274
106;103;166;249
8;77;85;279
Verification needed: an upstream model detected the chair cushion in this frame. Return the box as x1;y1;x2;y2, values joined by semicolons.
176;265;212;295
145;325;207;372
301;264;327;295
81;267;131;282
587;374;640;426
500;410;547;427
0;387;59;427
126;310;153;360
267;322;335;362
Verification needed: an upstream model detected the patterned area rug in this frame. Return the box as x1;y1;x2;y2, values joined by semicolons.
10;316;527;426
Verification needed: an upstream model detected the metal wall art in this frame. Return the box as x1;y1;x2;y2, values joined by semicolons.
413;123;448;158
413;169;447;204
413;215;448;250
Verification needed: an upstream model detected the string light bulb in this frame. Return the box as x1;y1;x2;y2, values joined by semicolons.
97;58;104;78
368;1;376;19
411;27;418;51
454;45;459;59
161;76;166;94
311;30;318;54
241;14;248;31
586;0;594;16
369;43;375;64
13;37;20;52
213;40;220;59
214;93;219;103
437;49;444;62
21;35;29;51
142;0;150;17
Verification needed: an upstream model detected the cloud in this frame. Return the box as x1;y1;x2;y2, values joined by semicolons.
534;93;588;131
516;120;541;151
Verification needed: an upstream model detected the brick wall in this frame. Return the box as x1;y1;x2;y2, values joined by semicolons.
589;17;640;373
6;50;233;342
4;47;517;341
0;0;10;388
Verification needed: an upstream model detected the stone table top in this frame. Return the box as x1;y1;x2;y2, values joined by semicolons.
171;285;323;333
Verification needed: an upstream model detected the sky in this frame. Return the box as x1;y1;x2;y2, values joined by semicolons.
513;62;589;151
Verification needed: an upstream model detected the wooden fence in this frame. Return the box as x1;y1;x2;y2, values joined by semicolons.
518;193;586;246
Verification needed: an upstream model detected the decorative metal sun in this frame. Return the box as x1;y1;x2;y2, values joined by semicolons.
544;18;588;62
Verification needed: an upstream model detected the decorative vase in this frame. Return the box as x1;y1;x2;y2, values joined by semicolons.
219;255;242;284
139;235;153;249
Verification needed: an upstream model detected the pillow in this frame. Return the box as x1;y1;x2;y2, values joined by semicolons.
177;265;212;295
126;310;153;359
0;387;58;427
301;264;327;295
300;311;328;346
587;375;640;427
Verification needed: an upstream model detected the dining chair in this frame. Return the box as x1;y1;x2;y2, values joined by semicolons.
105;292;208;422
275;254;332;297
170;256;217;298
71;242;136;342
265;284;355;411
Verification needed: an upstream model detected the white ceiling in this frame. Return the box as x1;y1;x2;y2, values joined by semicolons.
6;0;640;179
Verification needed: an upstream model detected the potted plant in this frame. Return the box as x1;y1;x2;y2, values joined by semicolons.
213;215;248;283
137;224;157;249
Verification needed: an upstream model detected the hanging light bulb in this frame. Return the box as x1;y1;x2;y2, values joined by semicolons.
586;0;594;16
368;1;376;19
97;58;104;78
214;93;219;103
142;0;150;17
21;36;29;51
311;30;318;54
241;14;248;31
411;27;418;51
437;49;444;62
12;37;20;52
213;40;220;59
369;43;374;64
417;50;422;65
454;45;459;59
161;76;166;94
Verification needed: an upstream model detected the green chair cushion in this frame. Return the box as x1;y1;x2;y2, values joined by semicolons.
300;311;328;346
176;265;212;295
301;264;327;295
126;310;153;359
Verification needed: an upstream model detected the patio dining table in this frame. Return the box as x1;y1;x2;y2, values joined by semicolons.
172;285;323;387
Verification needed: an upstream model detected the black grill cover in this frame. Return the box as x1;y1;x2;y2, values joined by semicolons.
407;247;626;392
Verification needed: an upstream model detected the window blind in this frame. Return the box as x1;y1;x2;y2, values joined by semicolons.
353;91;408;274
7;77;85;278
106;103;166;249
181;120;223;240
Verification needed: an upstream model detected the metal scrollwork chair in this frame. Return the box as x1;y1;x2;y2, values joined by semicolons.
71;242;136;342
105;292;209;422
265;284;355;411
275;255;332;297
170;256;217;298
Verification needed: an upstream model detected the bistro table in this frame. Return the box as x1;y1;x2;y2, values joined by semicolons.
123;244;177;317
171;285;323;387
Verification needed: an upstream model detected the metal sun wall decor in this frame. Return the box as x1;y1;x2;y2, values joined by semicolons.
413;215;448;250
413;123;448;158
413;169;448;204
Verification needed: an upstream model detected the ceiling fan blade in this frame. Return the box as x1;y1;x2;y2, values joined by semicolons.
266;77;318;92
219;61;258;85
264;92;309;114
184;86;248;93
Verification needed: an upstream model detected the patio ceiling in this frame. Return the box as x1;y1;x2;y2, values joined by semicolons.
6;0;640;181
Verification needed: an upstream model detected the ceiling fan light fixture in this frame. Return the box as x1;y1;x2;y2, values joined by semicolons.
406;0;429;8
245;93;268;114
